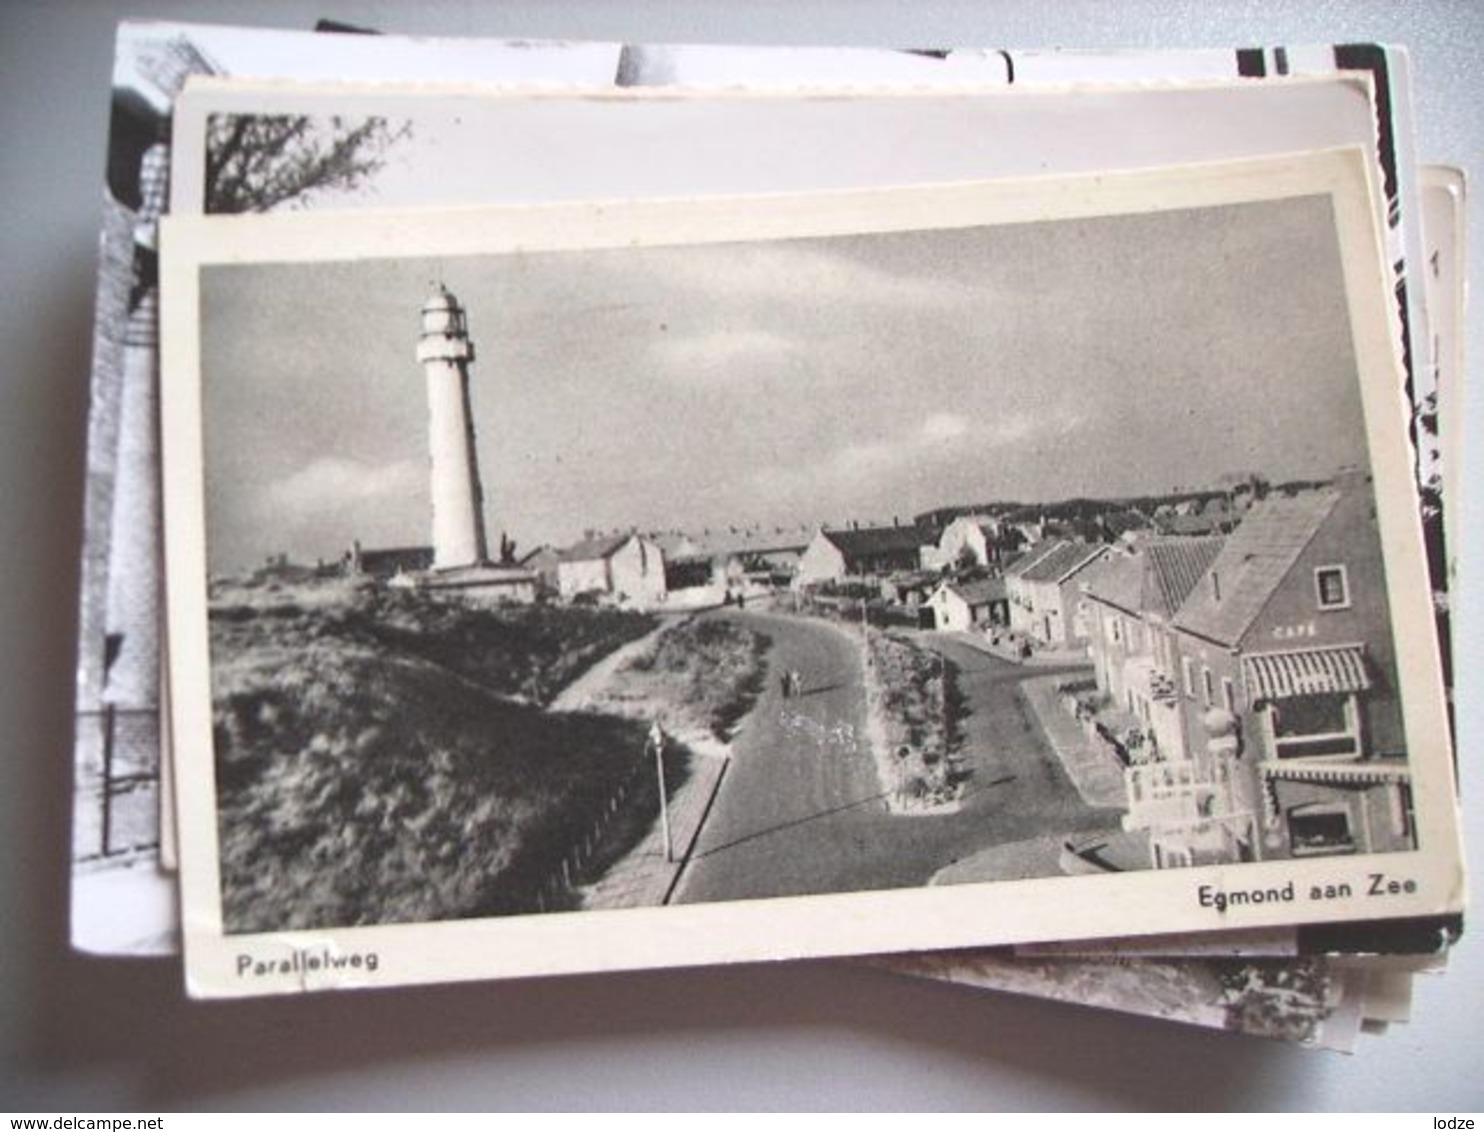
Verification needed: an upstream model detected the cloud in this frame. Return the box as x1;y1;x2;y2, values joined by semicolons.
751;406;1092;515
827;438;903;478
632;240;967;312
260;457;424;521
920;412;969;442
650;327;801;383
984;412;1037;446
796;412;982;492
975;409;1086;449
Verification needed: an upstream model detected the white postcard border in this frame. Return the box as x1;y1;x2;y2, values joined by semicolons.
161;147;1463;998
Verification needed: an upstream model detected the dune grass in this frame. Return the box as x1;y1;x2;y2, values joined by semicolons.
866;632;966;805
209;579;678;931
618;616;771;741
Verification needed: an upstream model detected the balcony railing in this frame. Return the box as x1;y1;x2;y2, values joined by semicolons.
1123;760;1244;831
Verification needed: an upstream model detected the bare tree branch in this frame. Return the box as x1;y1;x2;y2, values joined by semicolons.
204;114;411;214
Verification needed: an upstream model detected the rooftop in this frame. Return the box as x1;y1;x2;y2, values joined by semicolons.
822;525;935;558
1174;490;1342;646
947;578;1007;604
1081;552;1144;613
678;527;813;560
1141;536;1227;619
558;533;636;563
1013;540;1109;584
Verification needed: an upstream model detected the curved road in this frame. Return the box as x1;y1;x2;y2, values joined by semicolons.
673;612;1120;905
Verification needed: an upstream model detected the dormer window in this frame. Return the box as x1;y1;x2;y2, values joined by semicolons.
1315;565;1350;610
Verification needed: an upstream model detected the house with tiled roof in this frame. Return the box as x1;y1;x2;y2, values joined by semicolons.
1081;536;1225;762
556;532;667;606
925;577;1008;632
1123;475;1412;869
793;524;936;588
653;526;812;596
1004;538;1115;647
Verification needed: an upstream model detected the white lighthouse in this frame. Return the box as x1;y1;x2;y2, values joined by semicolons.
416;284;490;569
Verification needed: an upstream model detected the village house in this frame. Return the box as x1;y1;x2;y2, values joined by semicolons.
925;577;1009;632
793;525;936;588
651;532;711;591
556;532;667;606
1080;536;1226;762
923;514;1021;572
1123;475;1413;868
663;526;811;595
1004;539;1115;648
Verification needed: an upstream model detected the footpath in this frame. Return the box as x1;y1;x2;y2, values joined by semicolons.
1018;674;1127;809
549;620;678;714
579;751;730;908
552;615;733;909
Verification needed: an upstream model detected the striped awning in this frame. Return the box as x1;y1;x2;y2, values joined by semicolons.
1259;760;1410;786
1242;645;1370;700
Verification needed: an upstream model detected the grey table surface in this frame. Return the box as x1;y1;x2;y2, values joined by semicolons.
2;0;1481;1112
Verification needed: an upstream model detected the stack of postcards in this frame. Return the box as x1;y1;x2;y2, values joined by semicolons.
73;19;1468;1053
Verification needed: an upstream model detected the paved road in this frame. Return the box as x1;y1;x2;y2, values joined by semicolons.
673;610;885;903
673;613;1121;905
931;636;1121;845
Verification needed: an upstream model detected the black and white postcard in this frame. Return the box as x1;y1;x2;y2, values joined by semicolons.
160;148;1461;996
75;22;1442;967
75;25;1435;968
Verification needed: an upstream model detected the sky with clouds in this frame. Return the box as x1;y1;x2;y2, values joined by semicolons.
199;192;1368;574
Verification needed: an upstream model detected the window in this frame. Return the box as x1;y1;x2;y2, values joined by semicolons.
1315;564;1351;610
1287;802;1356;856
1221;677;1237;714
1201;667;1215;707
1268;694;1361;759
1182;657;1197;699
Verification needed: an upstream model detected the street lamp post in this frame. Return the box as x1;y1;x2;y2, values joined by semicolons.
649;719;673;862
